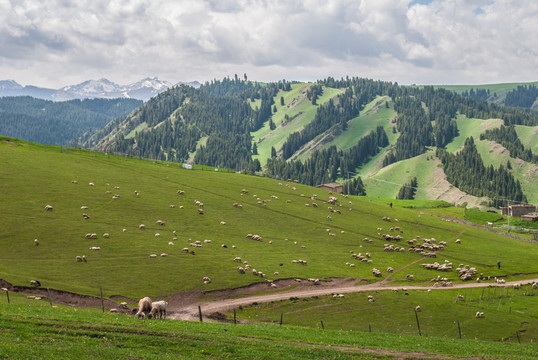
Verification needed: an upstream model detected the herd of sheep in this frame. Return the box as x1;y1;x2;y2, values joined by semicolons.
34;177;534;322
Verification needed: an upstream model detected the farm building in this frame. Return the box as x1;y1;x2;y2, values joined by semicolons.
521;212;538;222
501;204;536;217
316;183;344;193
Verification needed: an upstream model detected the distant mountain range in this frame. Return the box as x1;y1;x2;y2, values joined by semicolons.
0;77;201;101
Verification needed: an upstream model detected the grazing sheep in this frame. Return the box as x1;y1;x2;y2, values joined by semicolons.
149;254;157;258
89;182;95;186
475;311;485;318
168;242;175;246
103;233;109;238
156;220;165;226
44;205;53;211
139;224;145;230
82;255;87;262
72;180;78;184
34;239;39;246
367;295;375;302
455;239;461;244
198;209;204;215
30;280;41;287
182;248;189;252
177;190;185;195
135;297;153;319
415;305;421;312
89;246;100;251
237;266;245;274
82;213;90;219
160;253;168;257
220;221;226;225
202;276;211;284
81;206;88;210
150;300;168;319
76;256;82;262
169;204;176;208
123;228;127;232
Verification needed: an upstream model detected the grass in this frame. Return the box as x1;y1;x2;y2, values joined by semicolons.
515;124;538;154
252;83;345;165
2;137;538;301
1;293;537;359
230;287;538;343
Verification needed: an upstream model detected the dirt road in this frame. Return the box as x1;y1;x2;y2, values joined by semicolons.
168;277;538;321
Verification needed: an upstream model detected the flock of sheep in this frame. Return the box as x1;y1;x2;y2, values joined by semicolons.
35;176;530;323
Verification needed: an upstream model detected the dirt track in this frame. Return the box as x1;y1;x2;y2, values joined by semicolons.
168;277;538;321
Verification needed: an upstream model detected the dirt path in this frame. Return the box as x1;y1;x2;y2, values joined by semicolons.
168;277;538;321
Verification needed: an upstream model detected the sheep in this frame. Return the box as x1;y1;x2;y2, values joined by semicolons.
168;242;175;246
81;206;88;210
135;297;152;319
34;239;39;246
367;295;375;302
237;267;245;274
82;255;86;262
220;221;226;225
415;305;421;312
202;276;211;284
119;302;129;310
89;246;100;251
76;256;83;262
89;182;95;186
134;190;140;197
72;180;78;184
406;274;414;280
149;254;157;258
198;209;204;215
160;253;168;257
475;311;485;318
149;300;168;319
177;190;185;195
103;233;110;238
30;280;41;287
169;204;176;208
455;239;461;244
156;220;166;226
234;257;242;263
44;205;53;211
139;224;145;230
110;309;119;313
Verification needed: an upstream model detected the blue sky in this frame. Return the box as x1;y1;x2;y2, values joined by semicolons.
0;0;536;88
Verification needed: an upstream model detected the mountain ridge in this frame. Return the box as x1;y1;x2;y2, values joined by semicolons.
0;77;201;101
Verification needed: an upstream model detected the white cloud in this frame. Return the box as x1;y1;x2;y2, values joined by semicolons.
0;0;536;88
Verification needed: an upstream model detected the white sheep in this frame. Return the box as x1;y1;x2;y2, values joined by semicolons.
76;256;83;262
415;305;421;312
135;297;152;319
34;239;39;246
149;300;168;319
44;205;53;211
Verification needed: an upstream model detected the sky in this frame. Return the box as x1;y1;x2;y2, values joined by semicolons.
0;0;536;88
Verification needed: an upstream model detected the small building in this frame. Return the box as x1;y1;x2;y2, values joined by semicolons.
316;183;343;194
501;204;536;217
521;212;538;222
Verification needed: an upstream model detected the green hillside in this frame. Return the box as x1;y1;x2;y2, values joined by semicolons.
433;81;538;105
2;296;537;359
2;137;537;301
252;83;345;164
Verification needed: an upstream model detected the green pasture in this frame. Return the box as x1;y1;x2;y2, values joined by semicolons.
1;138;537;300
252;83;344;164
230;286;538;343
1;293;537;359
515;125;538;153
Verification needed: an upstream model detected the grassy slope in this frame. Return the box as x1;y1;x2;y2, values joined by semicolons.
252;84;344;165
294;96;398;164
515;124;538;154
433;81;538;104
360;114;537;206
2;138;538;301
2;295;536;359
232;287;538;343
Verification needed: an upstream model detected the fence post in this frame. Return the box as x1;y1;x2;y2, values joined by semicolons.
280;312;283;327
320;320;324;330
198;306;203;322
47;288;53;307
457;320;462;339
415;310;422;336
369;323;372;332
516;331;521;344
4;290;9;304
100;287;105;313
234;309;237;325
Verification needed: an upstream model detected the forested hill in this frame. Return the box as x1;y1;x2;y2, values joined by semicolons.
82;77;538;207
0;96;141;145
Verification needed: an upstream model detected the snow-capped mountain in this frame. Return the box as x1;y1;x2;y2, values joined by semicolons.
0;78;200;101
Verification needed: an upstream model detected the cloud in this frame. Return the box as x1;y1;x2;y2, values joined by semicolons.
0;0;536;87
